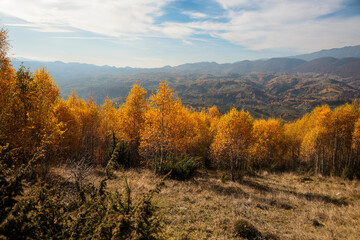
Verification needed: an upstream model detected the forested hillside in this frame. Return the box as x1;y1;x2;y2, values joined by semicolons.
39;71;359;121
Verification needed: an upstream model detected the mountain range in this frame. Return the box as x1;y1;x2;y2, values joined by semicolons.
290;45;360;61
10;45;360;120
11;45;360;83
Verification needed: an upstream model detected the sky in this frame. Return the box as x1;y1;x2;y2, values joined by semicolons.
0;0;359;68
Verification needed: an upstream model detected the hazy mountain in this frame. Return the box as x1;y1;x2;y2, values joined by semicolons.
11;60;150;84
11;45;360;81
12;56;360;84
167;58;308;75
290;45;360;61
166;57;360;78
293;57;360;79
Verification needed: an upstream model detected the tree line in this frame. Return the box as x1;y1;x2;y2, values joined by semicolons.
1;28;360;180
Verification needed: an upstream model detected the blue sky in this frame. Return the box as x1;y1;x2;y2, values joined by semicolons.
0;0;359;68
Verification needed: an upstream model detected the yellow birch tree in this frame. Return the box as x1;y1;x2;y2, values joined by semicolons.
211;108;253;180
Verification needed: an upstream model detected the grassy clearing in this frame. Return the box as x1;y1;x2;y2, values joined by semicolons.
54;167;360;239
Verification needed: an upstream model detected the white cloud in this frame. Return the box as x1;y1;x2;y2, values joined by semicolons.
182;39;193;45
216;0;255;9
52;36;111;40
154;22;194;39
1;0;359;53
179;0;360;52
0;0;172;37
202;0;360;52
182;11;208;19
4;23;73;33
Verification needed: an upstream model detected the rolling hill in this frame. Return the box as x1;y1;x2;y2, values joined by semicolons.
11;45;360;120
172;73;360;120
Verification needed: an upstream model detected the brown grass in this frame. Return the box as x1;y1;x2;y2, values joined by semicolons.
54;167;360;239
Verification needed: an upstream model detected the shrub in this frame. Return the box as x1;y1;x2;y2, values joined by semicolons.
233;218;262;240
341;166;353;180
219;171;229;183
105;131;117;166
162;155;200;180
0;144;164;239
1;177;164;239
109;139;131;169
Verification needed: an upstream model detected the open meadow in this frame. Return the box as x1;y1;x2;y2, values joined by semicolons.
54;167;360;239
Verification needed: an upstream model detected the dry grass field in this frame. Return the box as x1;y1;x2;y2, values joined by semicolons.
54;167;360;239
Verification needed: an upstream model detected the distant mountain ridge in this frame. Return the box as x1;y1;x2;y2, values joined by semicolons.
11;45;360;80
12;56;360;82
290;45;360;61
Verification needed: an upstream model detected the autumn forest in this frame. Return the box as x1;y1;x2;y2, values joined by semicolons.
1;27;360;239
2;32;360;179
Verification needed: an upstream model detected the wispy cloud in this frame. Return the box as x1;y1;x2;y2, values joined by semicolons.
52;36;111;40
182;11;208;19
182;40;193;45
0;0;172;37
154;22;194;39
1;0;359;54
4;23;73;33
195;0;360;52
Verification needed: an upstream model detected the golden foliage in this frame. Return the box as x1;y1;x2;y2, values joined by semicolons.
139;82;198;171
118;83;147;145
251;118;285;169
211;108;253;179
0;64;61;161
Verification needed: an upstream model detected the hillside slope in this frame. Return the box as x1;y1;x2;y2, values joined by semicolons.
173;73;360;120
